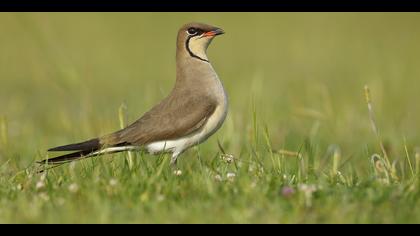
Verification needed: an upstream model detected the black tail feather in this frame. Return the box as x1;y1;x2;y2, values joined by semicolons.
38;149;96;165
39;138;129;170
38;148;127;166
48;138;100;152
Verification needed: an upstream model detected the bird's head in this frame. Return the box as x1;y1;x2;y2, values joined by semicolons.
177;22;224;62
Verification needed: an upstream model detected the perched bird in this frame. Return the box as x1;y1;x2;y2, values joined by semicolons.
39;22;227;169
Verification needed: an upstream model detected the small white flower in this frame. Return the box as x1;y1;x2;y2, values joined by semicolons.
298;184;317;193
173;170;182;176
68;183;79;193
214;174;223;182
157;194;165;202
16;184;23;191
221;154;234;164
36;181;45;190
109;178;118;187
227;172;236;181
298;184;317;207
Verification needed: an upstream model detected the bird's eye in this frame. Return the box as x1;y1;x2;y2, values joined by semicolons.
187;28;198;35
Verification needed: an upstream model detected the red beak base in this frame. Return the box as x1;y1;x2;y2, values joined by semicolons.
203;28;225;37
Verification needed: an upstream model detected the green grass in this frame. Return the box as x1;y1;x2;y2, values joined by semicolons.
0;12;419;223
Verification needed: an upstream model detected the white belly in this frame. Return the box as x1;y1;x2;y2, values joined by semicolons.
146;95;228;157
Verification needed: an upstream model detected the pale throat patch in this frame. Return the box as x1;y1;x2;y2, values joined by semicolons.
188;36;212;61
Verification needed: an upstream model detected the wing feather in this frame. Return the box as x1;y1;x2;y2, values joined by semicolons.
102;92;217;146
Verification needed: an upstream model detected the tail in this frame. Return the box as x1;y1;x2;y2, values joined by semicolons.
38;138;135;166
38;149;98;165
47;138;100;152
38;138;102;165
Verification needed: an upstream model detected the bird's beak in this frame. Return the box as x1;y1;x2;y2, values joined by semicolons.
203;28;225;37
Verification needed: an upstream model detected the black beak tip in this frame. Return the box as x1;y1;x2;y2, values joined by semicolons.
215;28;225;35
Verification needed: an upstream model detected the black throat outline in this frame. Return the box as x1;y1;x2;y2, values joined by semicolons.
186;36;209;63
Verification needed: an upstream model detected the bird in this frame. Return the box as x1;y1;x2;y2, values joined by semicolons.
38;22;228;170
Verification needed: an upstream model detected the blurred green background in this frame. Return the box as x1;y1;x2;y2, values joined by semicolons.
0;13;419;223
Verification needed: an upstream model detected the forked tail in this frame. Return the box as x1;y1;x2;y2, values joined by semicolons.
38;138;133;166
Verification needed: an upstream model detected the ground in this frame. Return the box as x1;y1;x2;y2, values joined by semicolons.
0;13;419;223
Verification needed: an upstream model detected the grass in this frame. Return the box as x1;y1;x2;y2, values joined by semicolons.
0;12;419;223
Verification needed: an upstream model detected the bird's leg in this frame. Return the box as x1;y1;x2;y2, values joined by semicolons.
170;153;183;176
170;153;179;169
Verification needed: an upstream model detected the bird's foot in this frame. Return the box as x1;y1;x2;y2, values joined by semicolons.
170;156;182;176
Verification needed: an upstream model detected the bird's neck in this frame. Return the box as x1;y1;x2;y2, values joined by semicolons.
175;54;216;87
